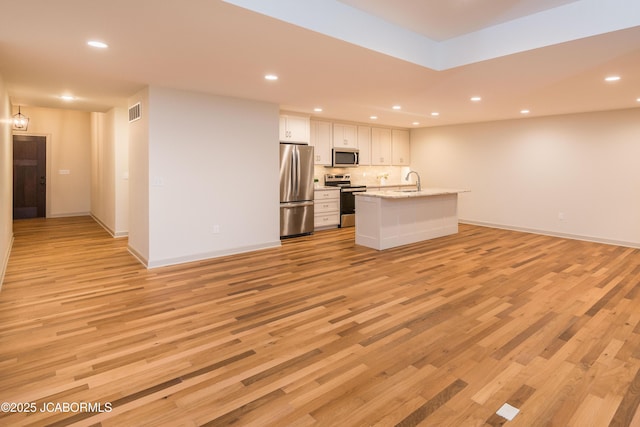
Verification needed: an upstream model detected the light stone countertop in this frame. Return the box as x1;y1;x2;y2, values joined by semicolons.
356;188;470;199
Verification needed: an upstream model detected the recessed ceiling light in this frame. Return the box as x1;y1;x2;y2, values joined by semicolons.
412;122;420;126
313;107;323;112
264;74;278;81
87;40;108;49
637;97;640;102
520;109;530;114
392;105;401;110
431;112;440;117
605;76;621;82
370;115;378;120
60;95;75;101
470;96;482;102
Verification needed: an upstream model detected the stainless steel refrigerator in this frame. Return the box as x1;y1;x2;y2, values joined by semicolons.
280;143;314;238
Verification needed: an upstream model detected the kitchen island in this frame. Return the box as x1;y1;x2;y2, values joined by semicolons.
355;188;468;250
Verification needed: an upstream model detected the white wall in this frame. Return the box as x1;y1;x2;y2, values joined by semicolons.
91;108;129;237
411;108;640;247
114;108;129;235
128;88;150;263
11;106;92;218
130;86;281;268
0;75;12;287
91;112;114;231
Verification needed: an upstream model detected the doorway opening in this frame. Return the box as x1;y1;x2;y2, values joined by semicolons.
13;135;46;219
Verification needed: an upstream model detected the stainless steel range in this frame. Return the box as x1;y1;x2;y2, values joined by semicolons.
324;174;366;228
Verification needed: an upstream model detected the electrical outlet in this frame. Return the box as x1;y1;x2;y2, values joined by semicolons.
558;212;565;221
213;225;220;234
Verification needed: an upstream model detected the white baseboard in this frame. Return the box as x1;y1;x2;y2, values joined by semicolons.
91;214;128;238
128;245;149;268
460;219;640;249
145;241;282;269
47;211;91;218
0;235;14;291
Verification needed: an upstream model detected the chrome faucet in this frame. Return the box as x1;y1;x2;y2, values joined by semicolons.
405;170;421;191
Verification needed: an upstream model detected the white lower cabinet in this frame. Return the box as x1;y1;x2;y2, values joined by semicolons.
314;188;340;230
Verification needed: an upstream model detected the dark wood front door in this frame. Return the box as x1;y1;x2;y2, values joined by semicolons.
13;135;46;219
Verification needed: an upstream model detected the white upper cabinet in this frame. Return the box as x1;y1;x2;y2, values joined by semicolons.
392;129;410;165
371;127;392;165
332;123;358;149
310;120;332;166
357;126;371;166
280;115;310;143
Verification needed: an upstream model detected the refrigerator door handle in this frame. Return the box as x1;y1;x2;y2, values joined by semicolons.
291;148;296;195
291;148;298;198
281;201;314;208
296;148;302;197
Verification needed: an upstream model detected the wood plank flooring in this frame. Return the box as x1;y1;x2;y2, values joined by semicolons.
2;216;640;426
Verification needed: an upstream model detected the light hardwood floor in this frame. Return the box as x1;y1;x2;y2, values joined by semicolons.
2;216;640;426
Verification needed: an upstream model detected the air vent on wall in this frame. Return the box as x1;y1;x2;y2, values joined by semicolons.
128;103;141;122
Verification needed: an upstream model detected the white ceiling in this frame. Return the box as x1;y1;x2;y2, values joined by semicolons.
1;0;639;128
338;0;582;41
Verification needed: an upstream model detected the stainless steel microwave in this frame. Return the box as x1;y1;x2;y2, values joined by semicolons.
332;148;359;167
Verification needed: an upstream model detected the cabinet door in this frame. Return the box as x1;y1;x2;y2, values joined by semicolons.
392;129;410;165
279;116;288;141
310;120;332;165
371;127;391;165
314;189;340;200
357;126;371;166
332;123;358;148
280;115;310;143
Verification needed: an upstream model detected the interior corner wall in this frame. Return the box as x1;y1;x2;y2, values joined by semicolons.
91;111;115;233
91;107;129;237
410;107;640;247
113;107;129;236
145;86;280;268
0;74;12;288
128;88;150;265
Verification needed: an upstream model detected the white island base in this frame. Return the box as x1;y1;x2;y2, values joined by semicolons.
355;189;465;250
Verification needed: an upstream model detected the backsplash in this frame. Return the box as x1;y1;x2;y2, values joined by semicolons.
315;165;414;187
